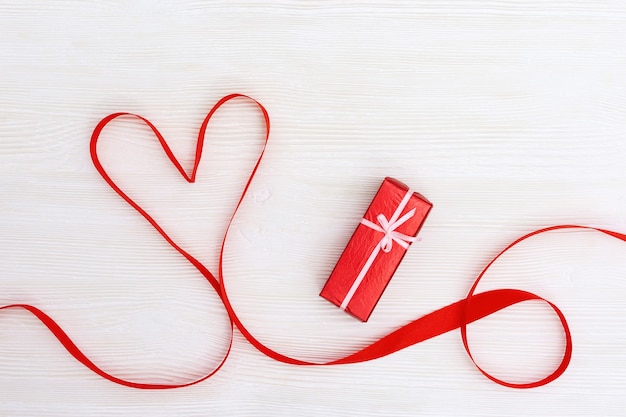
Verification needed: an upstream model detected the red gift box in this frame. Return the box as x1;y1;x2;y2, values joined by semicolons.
320;177;432;321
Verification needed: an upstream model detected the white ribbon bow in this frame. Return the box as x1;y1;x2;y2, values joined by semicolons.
360;209;417;253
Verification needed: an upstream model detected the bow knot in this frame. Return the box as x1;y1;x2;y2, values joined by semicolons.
361;208;417;253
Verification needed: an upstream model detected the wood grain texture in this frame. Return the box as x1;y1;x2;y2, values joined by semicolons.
2;0;626;415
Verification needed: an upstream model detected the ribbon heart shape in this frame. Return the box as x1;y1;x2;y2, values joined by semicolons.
90;93;270;295
8;93;626;390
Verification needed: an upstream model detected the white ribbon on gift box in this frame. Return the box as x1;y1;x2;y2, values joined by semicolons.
340;188;418;311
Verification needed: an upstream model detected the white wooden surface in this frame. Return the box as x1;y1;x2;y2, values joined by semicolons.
2;1;626;415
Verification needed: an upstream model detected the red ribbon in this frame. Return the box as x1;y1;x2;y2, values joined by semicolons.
4;94;624;389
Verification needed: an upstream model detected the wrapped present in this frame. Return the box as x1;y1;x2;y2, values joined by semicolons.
320;177;432;321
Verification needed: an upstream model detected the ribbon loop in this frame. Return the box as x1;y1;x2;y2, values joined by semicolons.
364;196;418;253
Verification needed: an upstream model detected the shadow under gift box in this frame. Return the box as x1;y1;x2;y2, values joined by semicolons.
320;177;432;322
